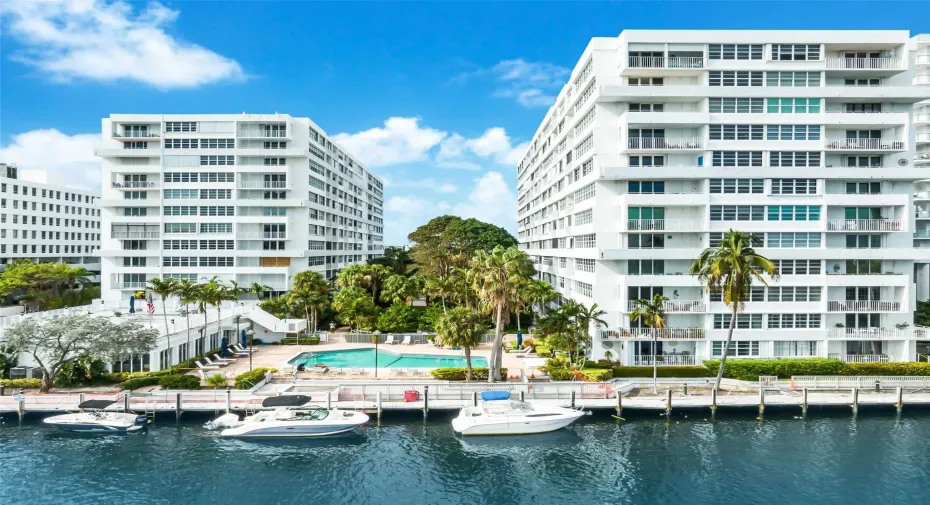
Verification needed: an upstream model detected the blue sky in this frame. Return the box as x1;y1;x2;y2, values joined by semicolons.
1;1;928;245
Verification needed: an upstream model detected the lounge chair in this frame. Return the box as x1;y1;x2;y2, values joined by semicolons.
202;357;229;367
401;335;412;345
350;367;361;376
213;353;237;363
397;368;407;377
228;346;250;357
233;344;257;353
507;346;533;355
385;335;396;345
389;369;400;378
194;360;220;370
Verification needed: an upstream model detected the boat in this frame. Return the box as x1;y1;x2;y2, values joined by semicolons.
451;392;588;436
43;400;148;434
204;395;369;438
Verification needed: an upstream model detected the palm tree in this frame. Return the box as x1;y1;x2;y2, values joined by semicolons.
195;278;220;356
573;302;607;368
146;278;178;370
630;293;669;393
690;230;778;390
423;275;456;312
249;282;271;301
435;307;489;382
525;278;558;327
176;279;200;364
380;275;422;305
293;271;331;333
207;280;233;352
469;246;534;382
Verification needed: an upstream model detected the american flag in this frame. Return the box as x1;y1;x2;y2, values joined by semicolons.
146;293;156;315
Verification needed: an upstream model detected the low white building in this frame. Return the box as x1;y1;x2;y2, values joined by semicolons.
517;30;930;366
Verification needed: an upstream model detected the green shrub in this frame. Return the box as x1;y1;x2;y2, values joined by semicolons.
703;358;846;381
547;368;574;381
612;366;711;378
205;373;228;388
585;360;614;369
429;367;508;381
0;378;42;388
280;337;320;345
535;344;552;357
840;362;930;376
546;368;615;382
235;367;277;389
157;374;201;390
119;374;160;390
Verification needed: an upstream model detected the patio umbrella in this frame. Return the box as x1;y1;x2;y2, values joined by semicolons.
516;330;523;349
128;295;135;314
241;329;248;349
220;336;228;357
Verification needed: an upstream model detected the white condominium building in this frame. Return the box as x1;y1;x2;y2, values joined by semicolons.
0;163;101;276
96;114;384;306
913;33;930;301
517;30;930;366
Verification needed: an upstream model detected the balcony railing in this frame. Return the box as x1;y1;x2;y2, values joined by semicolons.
113;282;149;290
237;131;287;138
632;355;701;366
237;231;287;240
111;231;159;239
627;300;706;313
627;56;704;69
825;138;905;150
827;327;930;339
600;328;707;340
113;132;160;139
111;181;158;189
827;300;902;312
627;137;703;150
918;55;930;65
237;181;288;189
825;57;905;70
826;219;904;232
626;219;702;232
915;114;930;123
828;354;894;363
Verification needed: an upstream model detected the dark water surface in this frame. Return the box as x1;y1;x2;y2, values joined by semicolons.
2;409;929;505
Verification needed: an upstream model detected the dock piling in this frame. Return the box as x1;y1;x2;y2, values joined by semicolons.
665;388;672;417
423;386;429;420
802;388;808;416
376;392;382;424
896;387;903;413
225;388;232;414
758;388;765;416
17;391;25;421
710;388;717;417
520;391;525;402
0;385;5;396
124;392;131;412
472;392;478;407
327;391;332;410
851;388;858;414
571;390;576;409
79;393;85;405
175;393;182;421
616;392;623;418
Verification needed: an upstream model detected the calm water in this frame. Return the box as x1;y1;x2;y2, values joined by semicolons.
290;348;489;369
2;409;929;505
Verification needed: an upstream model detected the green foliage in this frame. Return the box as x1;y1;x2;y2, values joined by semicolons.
0;345;17;379
367;246;414;275
916;300;930;327
157;374;201;390
54;357;109;387
332;286;379;330
841;362;930;376
119;374;161;390
416;303;445;332
0;378;42;388
376;302;422;333
547;368;574;381
235;367;277;389
429;367;507;381
0;259;92;310
535;343;552;357
205;373;228;388
612;366;712;378
280;336;321;345
546;368;614;382
259;296;294;319
703;359;845;380
408;216;517;279
537;300;607;368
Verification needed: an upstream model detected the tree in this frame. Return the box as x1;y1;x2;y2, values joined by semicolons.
435;307;489;382
0;344;17;379
916;300;930;327
381;275;422;306
332;286;379;331
176;279;200;365
525;279;558;326
376;302;421;333
423;275;456;312
368;246;413;275
691;230;778;390
4;314;159;392
469;245;534;382
249;282;271;300
0;259;91;310
408;216;517;280
146;278;178;369
539;300;606;369
293;271;331;332
629;293;669;393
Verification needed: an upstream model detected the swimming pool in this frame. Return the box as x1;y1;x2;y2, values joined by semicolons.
289;349;488;369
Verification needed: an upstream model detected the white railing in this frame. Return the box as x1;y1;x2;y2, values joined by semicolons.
112;282;148;290
790;375;930;388
827;327;930;339
628;137;703;150
237;131;287;138
626;219;702;232
826;57;904;70
111;231;159;239
825;138;905;150
600;328;707;340
238;232;287;239
918;133;930;142
628;56;666;68
627;56;703;69
112;181;158;189
633;355;701;366
667;56;704;69
827;300;903;312
626;300;706;312
828;354;894;363
827;219;904;232
237;181;288;189
113;132;159;139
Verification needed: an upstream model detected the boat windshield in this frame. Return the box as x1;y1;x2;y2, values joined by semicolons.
309;409;329;421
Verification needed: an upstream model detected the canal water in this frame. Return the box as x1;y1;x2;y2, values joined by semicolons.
2;409;929;505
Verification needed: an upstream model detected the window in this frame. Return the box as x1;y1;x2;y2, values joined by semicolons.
710;205;764;221
575;134;593;158
772;259;822;275
767;98;821;113
575;258;595;273
766;125;821;140
574;209;593;225
164;138;196;149
574;234;596;248
768;286;822;302
628;233;664;249
772;44;820;61
845;234;882;249
845;103;882;113
766;205;821;221
628;259;665;275
766;71;821;87
628;181;665;194
712;151;762;167
575;108;595;134
574;183;595;203
199;189;231;199
629;103;664;112
845;156;882;168
123;207;147;216
199;139;235;149
770;152;821;167
709;232;763;247
628;77;664;86
198;206;234;216
709;44;763;60
709;125;763;140
844;207;882;220
629;207;665;222
164;189;198;199
709;179;763;194
767;314;822;329
771;179;817;197
773;341;818;357
123;257;147;267
711;286;764;302
200;156;235;166
846;259;883;274
200;223;232;233
629;156;665;167
164;223;197;233
574;280;593;297
845;78;881;87
766;232;822;248
163;206;198;216
713;314;763;330
165;122;197;132
709;98;764;113
845;182;881;195
708;71;763;87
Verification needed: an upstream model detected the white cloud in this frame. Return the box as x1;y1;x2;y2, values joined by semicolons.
452;172;517;234
332;117;446;168
0;0;244;88
464;128;529;167
0;129;101;190
391;177;458;193
455;58;570;108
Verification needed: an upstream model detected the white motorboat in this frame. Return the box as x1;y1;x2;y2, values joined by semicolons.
43;400;148;434
204;395;369;438
452;393;587;436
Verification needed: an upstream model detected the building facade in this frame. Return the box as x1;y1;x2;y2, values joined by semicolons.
913;33;930;301
96;114;384;306
517;30;930;366
0;163;101;276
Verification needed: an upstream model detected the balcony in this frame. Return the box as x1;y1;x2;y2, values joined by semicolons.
238;232;288;240
113;282;149;290
915;230;930;238
825;57;905;71
915;76;930;85
825;138;905;151
826;219;904;232
94;147;156;157
625;219;703;232
915;114;930;124
827;300;902;312
237;181;289;190
827;327;930;340
599;328;707;340
112;132;160;140
111;181;159;189
237;130;288;139
626;300;706;313
828;354;895;363
111;231;159;239
627;137;703;150
918;55;930;65
632;355;702;366
626;56;704;69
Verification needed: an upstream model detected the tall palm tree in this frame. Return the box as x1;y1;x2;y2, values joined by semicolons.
630;293;669;393
196;278;220;356
380;275;422;306
423;275;456;312
573;302;607;367
435;307;489;382
469;245;534;382
176;279;200;364
146;278;178;370
525;278;558;327
293;270;331;333
690;230;778;390
249;282;271;301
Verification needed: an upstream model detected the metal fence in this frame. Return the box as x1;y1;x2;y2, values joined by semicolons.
788;376;930;389
342;332;498;345
331;381;615;402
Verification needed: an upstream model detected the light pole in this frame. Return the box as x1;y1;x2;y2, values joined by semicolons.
246;329;255;371
372;330;381;378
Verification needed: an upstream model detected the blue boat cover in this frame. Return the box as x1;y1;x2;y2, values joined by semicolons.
481;391;510;401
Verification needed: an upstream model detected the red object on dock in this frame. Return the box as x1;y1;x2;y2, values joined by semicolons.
404;390;420;402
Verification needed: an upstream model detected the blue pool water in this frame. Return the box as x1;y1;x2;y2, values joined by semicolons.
289;348;489;369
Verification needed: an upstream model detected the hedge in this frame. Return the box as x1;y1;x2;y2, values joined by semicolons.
535;344;552;357
429;368;508;381
613;366;712;378
0;378;42;388
280;337;320;345
704;358;847;381
235;367;277;389
120;375;161;390
547;368;613;382
157;375;201;390
840;362;930;376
